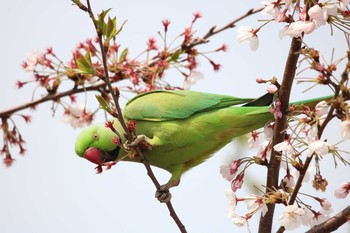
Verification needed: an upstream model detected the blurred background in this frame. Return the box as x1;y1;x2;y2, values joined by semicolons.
0;0;349;232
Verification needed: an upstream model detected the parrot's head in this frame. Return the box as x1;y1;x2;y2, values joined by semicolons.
75;124;122;169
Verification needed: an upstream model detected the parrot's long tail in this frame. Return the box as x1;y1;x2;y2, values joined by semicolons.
290;95;334;109
243;92;334;110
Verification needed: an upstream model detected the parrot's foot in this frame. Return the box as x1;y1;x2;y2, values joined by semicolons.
155;179;180;203
155;185;172;203
123;135;152;151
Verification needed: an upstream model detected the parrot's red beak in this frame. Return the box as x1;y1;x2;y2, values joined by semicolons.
83;147;104;165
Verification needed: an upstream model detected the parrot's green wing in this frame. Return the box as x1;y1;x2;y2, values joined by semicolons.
124;90;262;121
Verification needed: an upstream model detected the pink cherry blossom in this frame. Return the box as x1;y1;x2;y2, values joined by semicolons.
231;173;244;192
319;198;332;211
282;21;316;38
220;159;242;181
22;50;42;72
334;182;350;198
261;1;281;19
283;174;295;188
308;5;328;26
248;131;260;149
61;103;93;129
267;84;278;94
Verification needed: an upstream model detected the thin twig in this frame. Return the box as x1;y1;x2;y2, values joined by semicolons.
0;83;106;118
83;1;187;232
186;7;264;49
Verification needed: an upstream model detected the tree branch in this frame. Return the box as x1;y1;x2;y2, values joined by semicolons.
186;7;264;49
0;83;107;118
305;205;350;233
258;37;303;233
83;1;187;232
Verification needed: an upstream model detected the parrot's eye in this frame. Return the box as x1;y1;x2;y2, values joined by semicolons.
93;133;99;140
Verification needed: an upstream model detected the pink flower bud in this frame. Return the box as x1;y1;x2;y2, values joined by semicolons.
267;84;278;94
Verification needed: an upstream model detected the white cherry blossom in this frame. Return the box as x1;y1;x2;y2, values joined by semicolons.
237;26;259;51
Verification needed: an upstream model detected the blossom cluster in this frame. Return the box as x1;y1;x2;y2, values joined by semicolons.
220;85;350;230
1;12;227;166
237;0;350;51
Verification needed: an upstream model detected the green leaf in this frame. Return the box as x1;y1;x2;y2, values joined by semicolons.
76;50;94;74
169;49;183;62
96;8;112;33
119;48;128;62
105;16;117;41
95;94;111;112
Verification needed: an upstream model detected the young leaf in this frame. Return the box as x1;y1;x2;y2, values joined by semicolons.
170;49;183;62
105;16;117;41
96;8;112;33
95;94;112;113
76;50;94;74
119;48;129;62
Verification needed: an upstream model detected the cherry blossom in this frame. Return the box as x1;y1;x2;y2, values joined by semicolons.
306;140;331;157
61;103;93;129
183;70;204;90
274;139;294;157
278;205;307;230
237;26;259;51
315;100;330;125
339;0;350;9
340;119;350;139
22;50;42;72
283;174;295;188
225;189;238;217
308;4;337;27
243;194;268;217
248;131;260;149
308;5;328;27
231;173;244;192
263;122;273;141
319;198;332;211
267;84;278;94
293;163;316;183
231;214;248;228
281;21;316;38
261;1;281;19
258;141;272;162
309;209;332;227
334;182;350;199
220;159;242;181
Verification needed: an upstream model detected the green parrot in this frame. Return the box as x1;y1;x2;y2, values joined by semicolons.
74;90;330;202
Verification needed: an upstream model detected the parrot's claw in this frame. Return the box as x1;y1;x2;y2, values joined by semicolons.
129;135;151;147
123;135;152;152
155;186;172;203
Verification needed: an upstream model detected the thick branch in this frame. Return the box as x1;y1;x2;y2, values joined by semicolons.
258;37;303;233
305;205;350;233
